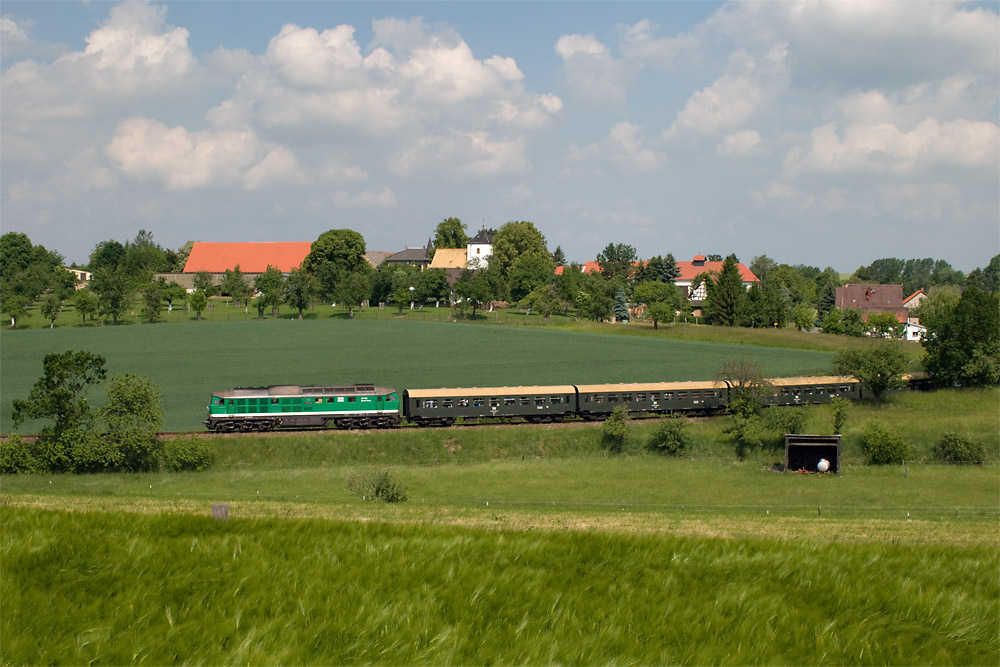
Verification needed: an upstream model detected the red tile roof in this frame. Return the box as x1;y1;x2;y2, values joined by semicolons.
183;242;312;273
675;257;758;283
555;261;602;275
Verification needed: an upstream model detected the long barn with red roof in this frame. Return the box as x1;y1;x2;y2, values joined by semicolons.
183;242;313;274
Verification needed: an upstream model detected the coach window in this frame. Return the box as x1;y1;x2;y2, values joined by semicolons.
677;392;687;399
520;397;531;405
504;398;515;406
663;392;673;400
535;397;546;406
636;394;646;402
474;398;484;407
550;396;562;404
489;399;500;408
442;399;453;409
623;394;632;402
593;395;603;404
608;394;619;403
424;399;437;408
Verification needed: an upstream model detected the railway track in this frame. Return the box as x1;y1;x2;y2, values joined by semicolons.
3;414;710;444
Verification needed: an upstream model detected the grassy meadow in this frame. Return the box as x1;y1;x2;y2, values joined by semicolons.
1;318;840;433
3;317;996;664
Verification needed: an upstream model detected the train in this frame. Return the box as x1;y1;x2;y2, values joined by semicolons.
203;375;863;432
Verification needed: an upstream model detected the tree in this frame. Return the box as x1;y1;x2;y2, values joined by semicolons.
633;280;682;329
508;253;555;303
11;350;107;435
73;288;97;325
749;255;778;281
601;404;630;453
613;287;630;322
575;272;614;321
0;231;35;278
1;292;29;328
489;221;549;295
820;307;844;335
704;254;746;326
433;217;468;249
646;414;689;456
141;281;163;323
965;254;999;294
90;266;131;325
253;265;285;318
867;311;902;338
519;283;565;319
161;280;187;313
335;270;372;317
842;308;866;336
714;359;773;419
303;229;371;301
454;268;493;317
911;285;961;331
833;342;909;402
416;269;451;307
188;289;208;320
40;293;62;328
285;266;318;319
596;243;638;281
790;304;814;331
552;246;566;266
221;265;251;309
99;372;164;471
743;277;787;328
922;286;1000;388
193;270;217;296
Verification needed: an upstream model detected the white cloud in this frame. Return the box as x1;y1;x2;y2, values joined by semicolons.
879;182;962;222
568;122;662;173
785;118;1000;175
244;147;309;190
555;33;628;104
106;117;262;190
331;187;397;208
717;130;762;157
389;131;529;178
507;184;533;205
1;15;30;54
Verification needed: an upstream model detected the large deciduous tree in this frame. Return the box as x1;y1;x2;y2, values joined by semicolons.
303;229;372;302
922;286;1000;388
253;265;285;318
489;221;550;297
833;342;910;402
433;217;468;249
11;350;107;435
596;243;638;281
100;372;164;471
285;266;318;319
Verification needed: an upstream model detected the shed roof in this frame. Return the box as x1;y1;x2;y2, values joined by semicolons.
183;242;312;274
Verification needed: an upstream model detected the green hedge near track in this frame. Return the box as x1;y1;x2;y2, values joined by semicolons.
1;320;834;433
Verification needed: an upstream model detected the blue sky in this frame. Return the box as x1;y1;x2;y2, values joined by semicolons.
2;1;997;271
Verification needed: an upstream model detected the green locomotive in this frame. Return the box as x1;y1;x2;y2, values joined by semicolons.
204;383;400;431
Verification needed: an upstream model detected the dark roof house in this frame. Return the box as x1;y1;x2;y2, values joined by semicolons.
835;284;908;322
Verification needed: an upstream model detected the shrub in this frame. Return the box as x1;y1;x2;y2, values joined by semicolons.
831;397;849;434
68;429;125;473
932;432;986;464
159;436;215;472
601;405;630;453
347;469;408;503
861;420;909;465
765;407;807;436
646;415;690;456
0;435;38;474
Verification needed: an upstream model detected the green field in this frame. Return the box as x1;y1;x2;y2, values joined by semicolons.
1;319;837;433
3;388;998;664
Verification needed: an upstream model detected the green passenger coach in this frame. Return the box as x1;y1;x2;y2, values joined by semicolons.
205;383;400;431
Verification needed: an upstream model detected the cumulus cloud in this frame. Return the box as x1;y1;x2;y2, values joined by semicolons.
244;147;310;190
665;46;787;139
879;182;963;222
389;131;529;178
106;117;262;190
555;33;629;104
331;187;398;208
568;122;662;173
717;130;762;156
1;15;31;54
784;118;1000;175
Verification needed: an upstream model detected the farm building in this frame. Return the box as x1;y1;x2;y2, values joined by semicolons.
675;256;759;303
835;284;908;323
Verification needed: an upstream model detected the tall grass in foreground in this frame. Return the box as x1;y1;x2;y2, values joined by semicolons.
2;507;996;666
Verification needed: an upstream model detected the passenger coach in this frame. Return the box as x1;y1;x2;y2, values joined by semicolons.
205;383;400;431
575;381;727;419
403;385;577;426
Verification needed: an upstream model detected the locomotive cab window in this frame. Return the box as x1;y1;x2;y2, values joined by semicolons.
271;398;279;404
213;398;223;405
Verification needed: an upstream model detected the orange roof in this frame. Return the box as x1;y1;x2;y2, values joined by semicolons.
555;261;602;275
676;256;758;283
183;242;313;273
429;248;468;269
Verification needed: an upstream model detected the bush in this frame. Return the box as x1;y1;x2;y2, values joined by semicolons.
861;420;909;465
646;415;690;456
831;397;849;434
159;436;215;472
764;407;807;436
68;429;125;473
932;432;986;464
601;405;630;453
1;435;38;474
347;469;408;503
